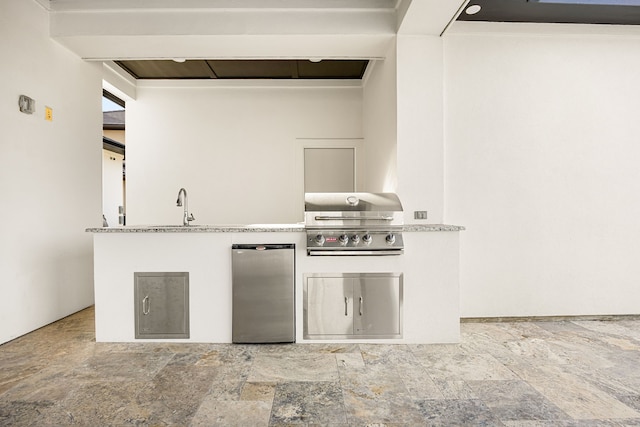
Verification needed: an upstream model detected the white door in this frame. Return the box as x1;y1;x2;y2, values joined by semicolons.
102;150;124;227
304;148;354;192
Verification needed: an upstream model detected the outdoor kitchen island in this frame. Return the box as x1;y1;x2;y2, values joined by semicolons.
87;223;463;344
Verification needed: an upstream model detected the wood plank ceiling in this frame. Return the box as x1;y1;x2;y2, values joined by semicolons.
114;59;369;80
457;0;640;25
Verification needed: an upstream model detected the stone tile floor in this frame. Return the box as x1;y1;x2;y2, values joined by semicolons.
1;307;640;426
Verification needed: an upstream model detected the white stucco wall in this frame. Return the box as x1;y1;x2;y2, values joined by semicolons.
362;43;398;193
0;0;102;344
125;82;362;226
444;24;640;317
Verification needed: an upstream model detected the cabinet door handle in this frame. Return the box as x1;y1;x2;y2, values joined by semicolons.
344;297;348;316
142;295;150;315
359;296;363;316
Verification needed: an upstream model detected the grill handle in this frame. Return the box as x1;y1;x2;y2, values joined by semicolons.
314;215;394;221
307;250;403;256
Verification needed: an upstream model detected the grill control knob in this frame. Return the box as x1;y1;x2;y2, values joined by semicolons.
314;234;325;245
362;234;372;244
385;233;396;245
339;234;349;245
351;234;360;244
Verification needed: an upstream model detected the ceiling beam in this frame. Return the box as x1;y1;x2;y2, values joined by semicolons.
50;9;396;37
398;0;469;35
46;0;399;12
50;6;398;60
55;34;395;61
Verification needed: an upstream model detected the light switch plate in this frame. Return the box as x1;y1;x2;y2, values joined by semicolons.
18;95;35;114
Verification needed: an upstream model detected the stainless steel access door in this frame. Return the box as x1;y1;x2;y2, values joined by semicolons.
306;276;354;336
232;244;295;343
134;272;190;339
354;275;402;336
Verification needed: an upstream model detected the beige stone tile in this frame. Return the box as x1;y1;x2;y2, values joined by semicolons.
359;344;415;365
434;379;478;400
270;381;347;424
392;359;444;400
190;399;271;426
247;353;339;382
72;351;173;381
339;364;423;425
336;352;366;369
503;337;574;365
511;363;640;420
573;320;640;343
418;352;520;381
409;342;464;356
208;380;244;400
258;343;361;354
241;382;276;402
136;365;220;425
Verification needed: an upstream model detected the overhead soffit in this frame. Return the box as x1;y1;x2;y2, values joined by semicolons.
457;0;640;25
41;0;402;80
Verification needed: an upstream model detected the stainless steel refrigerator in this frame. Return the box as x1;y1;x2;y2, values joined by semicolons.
231;244;295;343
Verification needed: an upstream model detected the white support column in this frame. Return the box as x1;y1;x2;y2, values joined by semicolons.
396;35;445;224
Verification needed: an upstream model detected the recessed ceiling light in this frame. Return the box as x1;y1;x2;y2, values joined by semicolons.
172;58;186;63
308;58;323;63
465;4;482;14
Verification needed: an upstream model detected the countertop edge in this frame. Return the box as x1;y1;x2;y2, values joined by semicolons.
85;225;306;233
402;224;465;232
85;224;465;233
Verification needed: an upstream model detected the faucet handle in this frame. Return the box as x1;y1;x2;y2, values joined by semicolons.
187;213;195;222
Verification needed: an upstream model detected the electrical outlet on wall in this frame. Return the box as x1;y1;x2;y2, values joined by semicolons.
414;211;428;220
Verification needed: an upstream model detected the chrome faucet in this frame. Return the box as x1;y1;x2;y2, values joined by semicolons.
176;188;195;226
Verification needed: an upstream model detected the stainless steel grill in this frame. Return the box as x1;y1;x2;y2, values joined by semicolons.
304;192;404;256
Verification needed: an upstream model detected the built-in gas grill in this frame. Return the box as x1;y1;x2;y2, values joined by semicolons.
305;192;404;256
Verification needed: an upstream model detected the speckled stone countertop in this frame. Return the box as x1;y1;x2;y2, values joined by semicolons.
85;224;306;233
402;224;465;232
86;224;465;233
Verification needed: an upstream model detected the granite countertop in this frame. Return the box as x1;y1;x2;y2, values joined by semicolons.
402;224;465;232
86;223;465;233
85;224;306;233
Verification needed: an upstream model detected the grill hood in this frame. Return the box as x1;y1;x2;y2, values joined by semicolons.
304;192;404;230
304;192;403;213
304;192;405;255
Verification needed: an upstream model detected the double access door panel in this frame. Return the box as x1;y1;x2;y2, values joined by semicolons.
304;273;402;339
